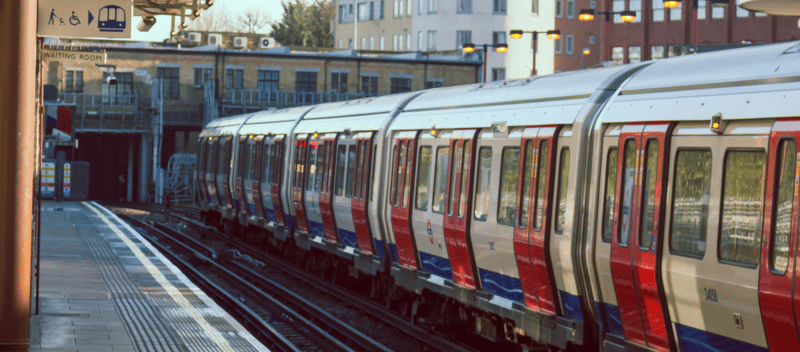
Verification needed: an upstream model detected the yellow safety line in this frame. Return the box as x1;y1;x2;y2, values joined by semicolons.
83;202;237;352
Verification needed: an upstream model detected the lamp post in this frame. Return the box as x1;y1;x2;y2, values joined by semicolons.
581;48;591;68
662;0;729;45
462;43;508;83
509;29;561;76
578;9;636;62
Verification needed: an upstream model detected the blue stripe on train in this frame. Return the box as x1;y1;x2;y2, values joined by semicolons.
674;323;767;352
308;221;325;237
596;302;624;335
263;208;276;222
478;268;523;302
248;203;257;215
338;228;358;248
559;291;584;323
419;252;453;280
374;239;386;258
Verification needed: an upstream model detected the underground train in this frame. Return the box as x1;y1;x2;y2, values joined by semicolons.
197;41;800;351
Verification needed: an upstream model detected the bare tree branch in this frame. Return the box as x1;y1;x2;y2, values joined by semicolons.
187;3;237;32
237;6;272;34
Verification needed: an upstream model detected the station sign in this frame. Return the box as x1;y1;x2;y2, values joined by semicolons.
40;49;107;64
37;0;133;38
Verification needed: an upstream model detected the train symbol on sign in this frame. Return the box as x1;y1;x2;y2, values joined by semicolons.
98;5;125;32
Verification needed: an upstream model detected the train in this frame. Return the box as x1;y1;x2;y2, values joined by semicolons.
197;41;800;351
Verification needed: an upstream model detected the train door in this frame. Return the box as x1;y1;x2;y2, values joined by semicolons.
205;138;219;206
610;123;672;351
410;131;453;279
198;139;207;203
320;134;340;243
234;136;248;214
333;136;358;248
760;119;800;351
352;132;376;254
368;140;388;258
248;136;265;220
390;131;421;268
443;129;479;288
292;135;311;234
304;135;324;238
271;137;287;227
663;121;768;350
260;138;276;222
549;129;579;320
513;126;559;314
217;136;234;209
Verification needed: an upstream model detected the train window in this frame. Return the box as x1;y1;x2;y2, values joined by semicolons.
262;143;272;185
602;148;619;243
315;142;325;192
346;145;356;198
219;138;232;177
416;146;432;211
306;142;317;191
771;139;795;273
336;145;347;196
244;144;253;182
640;141;659;249
395;143;408;206
403;142;414;208
356;142;366;199
391;145;398;205
720;150;766;267
555;148;570;233
520;140;534;228
370;144;377;202
432;146;450;213
498;146;521;226
534;140;549;230
458;140;471;218
473;147;492;221
669;149;712;258
449;142;462;216
619;140;637;247
206;140;217;177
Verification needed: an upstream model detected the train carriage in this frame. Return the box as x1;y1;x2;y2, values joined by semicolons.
198;115;251;225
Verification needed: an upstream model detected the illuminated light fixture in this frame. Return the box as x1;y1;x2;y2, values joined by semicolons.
620;11;636;22
208;136;212;140
249;135;254;139
582;48;591;55
663;0;681;8
509;30;524;39
546;30;561;40
313;132;319;138
495;43;508;53
710;113;725;134
579;9;595;21
462;43;476;53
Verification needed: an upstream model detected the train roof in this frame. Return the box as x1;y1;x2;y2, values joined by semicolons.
391;65;635;131
293;92;419;134
238;105;315;136
199;114;253;138
601;41;800;123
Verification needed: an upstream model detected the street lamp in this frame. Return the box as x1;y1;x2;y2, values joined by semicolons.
462;43;509;83
662;0;728;45
508;29;561;76
581;48;591;68
578;9;636;62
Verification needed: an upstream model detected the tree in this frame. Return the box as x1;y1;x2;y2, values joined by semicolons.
270;0;334;48
238;6;272;34
187;3;237;32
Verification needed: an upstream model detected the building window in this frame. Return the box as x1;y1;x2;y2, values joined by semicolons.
590;0;596;8
418;0;423;14
651;46;664;59
361;76;378;95
358;2;370;20
258;70;279;92
492;68;506;81
456;30;472;49
589;36;595;44
64;70;83;93
194;67;211;89
629;0;641;22
698;0;706;19
628;46;641;63
370;36;375;49
406;33;411;50
381;0;385;18
393;34;399;50
427;30;437;50
339;5;346;23
613;0;625;22
494;0;507;13
338;39;343;48
712;4;724;18
532;0;539;13
361;36;366;49
755;11;767;16
331;72;348;93
370;1;375;19
380;35;385;50
555;37;562;54
457;0;472;13
566;35;574;54
349;38;354;48
426;80;442;88
556;0;563;17
225;69;243;90
407;0;411;16
670;2;682;20
417;31;422;50
652;0;664;21
296;71;317;103
736;7;749;17
493;31;506;45
567;0;575;18
428;0;437;13
612;46;624;64
103;72;133;103
157;67;180;99
390;77;411;93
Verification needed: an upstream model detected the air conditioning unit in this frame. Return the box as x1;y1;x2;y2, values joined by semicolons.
233;37;248;48
208;34;222;46
187;32;202;43
259;37;276;49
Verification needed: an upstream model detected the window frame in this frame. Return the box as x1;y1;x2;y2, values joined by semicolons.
668;148;713;259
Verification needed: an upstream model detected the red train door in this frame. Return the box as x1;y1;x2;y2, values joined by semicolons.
352;133;376;254
759;118;800;351
513;126;559;314
610;123;672;351
252;137;265;220
390;133;420;268
271;138;287;227
320;136;340;242
292;136;310;234
442;130;479;288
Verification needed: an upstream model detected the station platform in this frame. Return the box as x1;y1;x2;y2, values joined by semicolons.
30;200;269;352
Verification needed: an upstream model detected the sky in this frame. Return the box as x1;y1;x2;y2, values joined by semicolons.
130;0;284;42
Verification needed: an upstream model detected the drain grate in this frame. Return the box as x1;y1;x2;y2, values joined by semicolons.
43;313;86;318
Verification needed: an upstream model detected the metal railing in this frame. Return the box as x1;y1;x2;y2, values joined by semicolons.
220;89;379;115
58;92;147;132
